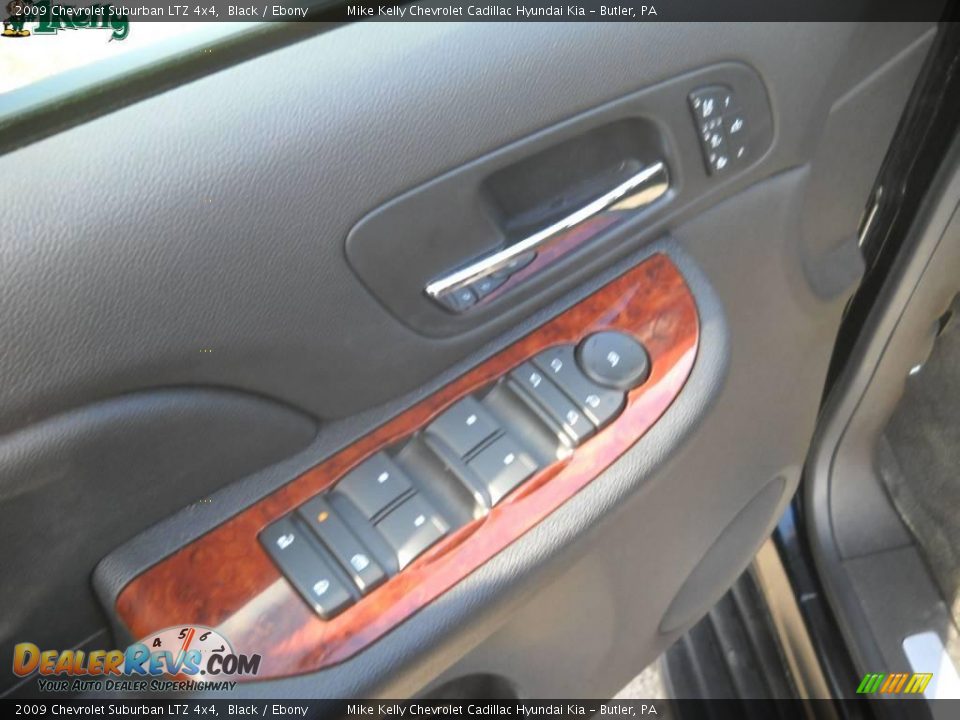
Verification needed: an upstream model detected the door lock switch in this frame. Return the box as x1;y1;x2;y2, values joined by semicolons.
470;274;509;301
434;286;478;313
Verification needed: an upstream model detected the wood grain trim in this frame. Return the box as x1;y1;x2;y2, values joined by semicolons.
115;253;699;679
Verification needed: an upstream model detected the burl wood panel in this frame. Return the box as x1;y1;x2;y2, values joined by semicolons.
116;253;699;679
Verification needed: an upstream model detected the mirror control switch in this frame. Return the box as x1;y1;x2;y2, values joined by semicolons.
576;332;650;390
259;518;353;619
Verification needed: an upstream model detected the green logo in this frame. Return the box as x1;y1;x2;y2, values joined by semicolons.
3;0;129;40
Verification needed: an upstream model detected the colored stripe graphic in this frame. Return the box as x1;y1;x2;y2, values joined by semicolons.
904;673;934;694
857;673;885;694
857;671;934;694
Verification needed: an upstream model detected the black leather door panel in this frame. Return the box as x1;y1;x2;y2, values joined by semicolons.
0;20;936;699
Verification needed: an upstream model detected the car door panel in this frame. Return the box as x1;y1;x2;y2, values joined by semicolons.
0;20;937;699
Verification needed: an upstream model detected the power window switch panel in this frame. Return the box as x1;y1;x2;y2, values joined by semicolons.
426;396;500;458
508;362;595;446
376;494;449;570
298;496;386;594
467;435;539;506
259;518;353;619
336;452;412;519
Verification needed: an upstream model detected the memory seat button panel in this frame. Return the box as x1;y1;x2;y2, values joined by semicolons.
688;84;750;175
258;331;651;618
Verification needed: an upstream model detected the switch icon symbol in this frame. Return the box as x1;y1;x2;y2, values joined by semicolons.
312;579;330;597
276;533;295;550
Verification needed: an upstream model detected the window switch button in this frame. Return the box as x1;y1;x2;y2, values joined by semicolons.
426;396;500;458
335;452;412;519
467;435;539;506
298;496;386;594
376;495;449;570
259;518;353;619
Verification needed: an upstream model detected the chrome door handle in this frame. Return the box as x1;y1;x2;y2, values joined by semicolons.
425;161;670;312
